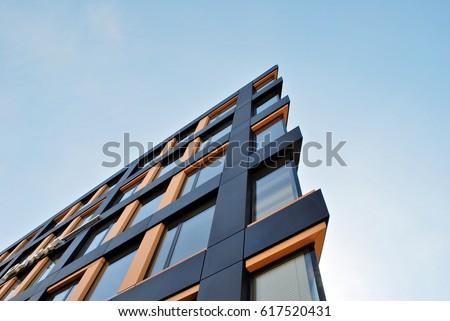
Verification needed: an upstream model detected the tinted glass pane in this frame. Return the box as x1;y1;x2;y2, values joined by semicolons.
129;193;165;227
169;205;215;266
159;159;182;177
256;95;280;114
255;165;298;220
256;119;287;149
179;173;196;197
200;125;232;153
87;249;137;301
120;181;142;202
256;79;274;92
80;223;114;257
209;125;232;144
79;211;98;227
210;106;235;125
35;259;58;284
49;281;78;301
148;228;177;276
195;155;225;187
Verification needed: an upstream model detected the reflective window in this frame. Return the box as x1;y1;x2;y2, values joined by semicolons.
255;78;275;92
77;211;99;228
254;162;299;220
253;249;320;301
77;221;116;258
256;118;287;150
158;158;183;177
209;104;235;125
120;180;143;202
147;204;215;276
47;280;79;301
34;256;60;285
128;192;165;228
180;155;225;197
199;124;232;153
256;95;280;114
85;248;137;301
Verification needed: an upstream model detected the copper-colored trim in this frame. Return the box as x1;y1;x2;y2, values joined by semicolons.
68;258;105;301
253;70;278;90
87;184;109;205
60;217;83;239
181;137;201;162
247;190;316;228
159;143;228;207
120;171;149;192
158;171;186;208
184;142;228;175
251;104;289;133
118;223;165;293
30;234;54;257
208;96;238;120
137;164;162;192
165;284;200;301
47;258;106;301
245;222;327;273
0;252;9;263
13;257;50;295
54;210;70;224
59;201;103;240
60;202;83;223
159;137;178;157
79;201;102;218
195;116;210;133
5;239;28;260
0;277;17;300
104;200;140;242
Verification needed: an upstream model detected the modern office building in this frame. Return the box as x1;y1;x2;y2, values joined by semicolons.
0;66;330;301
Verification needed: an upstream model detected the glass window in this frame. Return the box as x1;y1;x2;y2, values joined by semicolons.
147;204;215;276
120;180;143;202
199;124;232;153
77;221;116;258
256;118;287;150
179;155;225;197
34;256;60;285
253;249;320;301
128;192;165;228
209;104;235;125
85;248;137;301
255;78;275;93
47;280;79;301
256;95;280;114
77;211;99;228
158;158;183;177
254;162;299;220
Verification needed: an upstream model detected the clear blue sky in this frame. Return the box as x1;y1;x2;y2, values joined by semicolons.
0;1;449;300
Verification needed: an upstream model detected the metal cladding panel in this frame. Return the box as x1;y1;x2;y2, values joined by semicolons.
111;252;205;301
244;190;330;258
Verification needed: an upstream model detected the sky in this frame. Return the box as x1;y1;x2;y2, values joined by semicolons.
0;1;449;300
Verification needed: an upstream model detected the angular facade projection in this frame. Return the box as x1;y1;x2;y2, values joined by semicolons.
0;66;330;301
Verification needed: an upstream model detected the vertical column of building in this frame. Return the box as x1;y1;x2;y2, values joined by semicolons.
197;83;253;300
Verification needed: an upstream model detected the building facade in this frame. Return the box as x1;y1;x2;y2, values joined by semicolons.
0;66;330;301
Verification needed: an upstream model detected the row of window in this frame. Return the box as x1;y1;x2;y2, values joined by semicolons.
0;69;288;299
1;104;290;286
2;213;320;302
0;156;302;301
